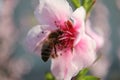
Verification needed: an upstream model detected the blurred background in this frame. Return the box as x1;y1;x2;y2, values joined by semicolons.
0;0;120;80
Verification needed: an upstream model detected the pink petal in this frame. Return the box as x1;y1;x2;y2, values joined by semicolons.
72;34;96;71
35;0;72;30
85;20;104;49
51;50;77;80
71;7;86;46
25;25;50;53
71;7;86;22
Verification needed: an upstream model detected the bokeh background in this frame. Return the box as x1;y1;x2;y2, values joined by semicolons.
0;0;120;80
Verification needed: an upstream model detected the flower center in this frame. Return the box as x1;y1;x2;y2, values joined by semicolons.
55;20;76;51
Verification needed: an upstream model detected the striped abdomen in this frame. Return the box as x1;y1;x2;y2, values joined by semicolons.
41;41;53;62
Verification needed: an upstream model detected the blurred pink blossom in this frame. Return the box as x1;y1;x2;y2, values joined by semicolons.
116;0;120;10
86;20;104;50
0;0;32;80
89;1;110;80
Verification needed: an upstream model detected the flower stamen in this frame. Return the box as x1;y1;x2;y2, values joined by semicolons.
55;20;76;51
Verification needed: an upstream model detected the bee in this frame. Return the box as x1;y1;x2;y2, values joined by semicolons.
37;29;63;62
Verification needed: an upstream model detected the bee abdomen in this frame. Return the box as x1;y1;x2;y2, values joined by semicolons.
41;43;53;62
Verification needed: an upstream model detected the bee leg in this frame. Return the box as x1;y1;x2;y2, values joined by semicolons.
51;53;55;59
71;45;73;54
71;48;73;53
51;44;58;59
53;45;58;57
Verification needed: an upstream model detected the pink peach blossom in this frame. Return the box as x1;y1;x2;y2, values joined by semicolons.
26;0;103;80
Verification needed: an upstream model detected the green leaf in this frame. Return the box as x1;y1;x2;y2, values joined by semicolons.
83;76;100;80
45;72;55;80
80;68;89;76
76;68;89;80
81;0;96;14
71;0;81;8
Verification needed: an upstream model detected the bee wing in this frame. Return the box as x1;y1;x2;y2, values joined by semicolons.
34;39;46;54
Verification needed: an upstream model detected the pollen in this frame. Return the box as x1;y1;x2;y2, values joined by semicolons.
56;20;76;51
